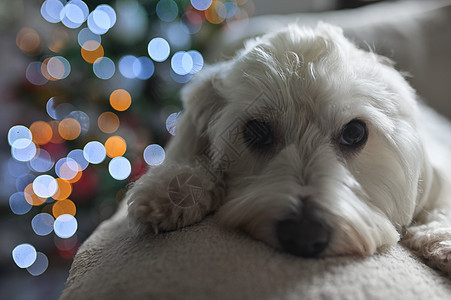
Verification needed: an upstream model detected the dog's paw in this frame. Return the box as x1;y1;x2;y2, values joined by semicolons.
126;163;219;234
403;222;451;275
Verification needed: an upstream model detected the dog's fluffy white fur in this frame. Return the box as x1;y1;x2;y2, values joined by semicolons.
126;23;451;274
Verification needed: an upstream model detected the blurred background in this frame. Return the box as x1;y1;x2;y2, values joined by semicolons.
0;0;397;299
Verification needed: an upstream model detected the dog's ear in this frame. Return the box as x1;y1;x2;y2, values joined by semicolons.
126;64;227;233
165;64;226;163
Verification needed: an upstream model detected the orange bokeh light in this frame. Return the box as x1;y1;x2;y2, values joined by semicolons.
52;199;76;218
81;41;104;64
58;118;81;140
98;111;120;134
105;136;127;158
24;183;46;206
30;121;53;145
205;1;225;24
49;121;64;144
109;89;132;111
53;178;73;200
16;27;41;55
68;170;83;183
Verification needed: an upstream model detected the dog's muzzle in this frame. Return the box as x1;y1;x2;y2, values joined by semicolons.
275;206;330;257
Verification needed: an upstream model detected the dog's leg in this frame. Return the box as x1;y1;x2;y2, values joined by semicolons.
126;162;223;233
402;209;451;274
126;66;226;233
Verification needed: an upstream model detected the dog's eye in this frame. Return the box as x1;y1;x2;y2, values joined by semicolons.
243;119;273;150
340;120;368;148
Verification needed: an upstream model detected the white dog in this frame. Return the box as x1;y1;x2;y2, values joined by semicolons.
126;23;451;274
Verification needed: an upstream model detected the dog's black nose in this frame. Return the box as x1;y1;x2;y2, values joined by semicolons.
276;214;330;257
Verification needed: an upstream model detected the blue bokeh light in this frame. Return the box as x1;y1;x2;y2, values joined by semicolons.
9;192;32;215
77;27;101;48
41;0;64;23
67;149;89;170
28;149;54;172
108;157;132;180
166;112;181;136
33;175;58;198
133;56;155;80
171;51;194;75
27;252;49;276
148;37;170;62
83;141;106;164
143;144;166;166
12;244;37;269
191;0;212;11
31;213;55;236
119;55;138;79
93;57;115;80
54;214;78;238
156;0;179;22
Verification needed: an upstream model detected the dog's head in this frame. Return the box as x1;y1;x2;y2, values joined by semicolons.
170;23;431;257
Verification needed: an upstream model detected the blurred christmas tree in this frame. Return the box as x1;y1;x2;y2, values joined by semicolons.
2;0;254;296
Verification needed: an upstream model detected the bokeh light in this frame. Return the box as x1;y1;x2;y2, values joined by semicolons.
68;110;90;134
143;144;165;166
53;178;73;200
105;136;127;158
156;0;179;22
8;125;32;146
29;149;54;172
54;214;78;238
147;37;170;62
77;28;101;48
55;157;81;181
11;139;37;162
24;183;47;206
93;57;115;79
58;118;81;140
53;199;76;218
166;112;181;136
27;252;49;276
60;0;89;29
30;121;53;145
12;244;37;269
98;112;120;133
83;141;106;164
165;22;191;49
119;55;138;79
8;158;30;177
87;4;116;35
46;56;71;80
171;51;194;75
109;89;131;111
41;0;64;23
9;192;33;215
16;174;35;192
81;41;104;63
33;175;58;198
191;0;213;11
108;156;131;180
46;97;58;119
205;1;226;24
16;27;41;55
188;50;204;73
67;149;89;170
31;213;55;236
133;56;154;80
26;61;48;85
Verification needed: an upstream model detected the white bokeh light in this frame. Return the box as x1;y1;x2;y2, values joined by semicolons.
108;156;132;180
54;214;78;238
143;144;165;166
147;37;170;62
12;244;37;269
